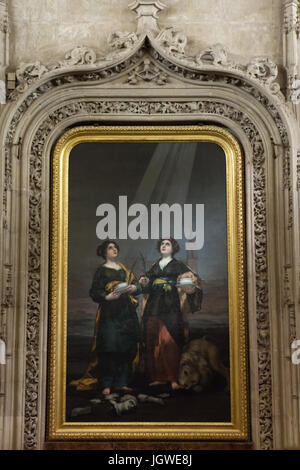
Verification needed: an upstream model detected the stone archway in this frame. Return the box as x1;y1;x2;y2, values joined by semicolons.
0;2;299;450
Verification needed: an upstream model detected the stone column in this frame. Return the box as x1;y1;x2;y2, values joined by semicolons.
283;0;300;105
129;0;165;36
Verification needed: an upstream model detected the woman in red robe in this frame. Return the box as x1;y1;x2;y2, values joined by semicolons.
139;238;202;390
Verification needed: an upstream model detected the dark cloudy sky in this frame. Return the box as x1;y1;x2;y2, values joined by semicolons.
67;141;227;298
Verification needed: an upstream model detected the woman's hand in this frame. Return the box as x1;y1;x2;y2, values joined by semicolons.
105;291;121;301
126;284;137;294
139;276;149;286
182;286;196;294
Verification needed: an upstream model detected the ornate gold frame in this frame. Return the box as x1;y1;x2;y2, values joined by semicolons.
48;125;248;441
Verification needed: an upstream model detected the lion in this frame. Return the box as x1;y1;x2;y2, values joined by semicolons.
178;337;230;392
178;350;213;392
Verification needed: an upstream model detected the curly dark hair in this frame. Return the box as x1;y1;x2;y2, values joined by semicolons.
97;240;120;260
157;237;180;255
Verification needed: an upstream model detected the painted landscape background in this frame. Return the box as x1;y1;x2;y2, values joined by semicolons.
66;141;230;422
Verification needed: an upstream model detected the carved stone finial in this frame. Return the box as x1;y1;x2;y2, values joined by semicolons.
129;0;166;35
246;57;280;94
156;26;187;55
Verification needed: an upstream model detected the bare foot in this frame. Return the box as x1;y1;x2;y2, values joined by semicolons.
102;387;111;395
149;381;166;386
171;382;183;390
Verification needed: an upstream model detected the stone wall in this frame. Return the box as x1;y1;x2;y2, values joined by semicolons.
8;0;283;68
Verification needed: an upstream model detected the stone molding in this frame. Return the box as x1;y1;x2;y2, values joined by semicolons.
9;37;282;102
130;0;166;35
283;0;300;103
126;57;169;85
283;0;300;34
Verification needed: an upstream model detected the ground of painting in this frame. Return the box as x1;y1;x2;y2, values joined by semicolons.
66;326;230;423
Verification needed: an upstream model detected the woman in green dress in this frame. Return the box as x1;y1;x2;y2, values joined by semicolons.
89;240;141;395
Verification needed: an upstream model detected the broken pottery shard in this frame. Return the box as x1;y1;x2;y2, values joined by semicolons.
71;406;92;417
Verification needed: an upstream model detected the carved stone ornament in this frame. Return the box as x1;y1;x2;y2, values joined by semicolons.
7;2;284;101
127;57;168;85
0;12;8;34
288;76;300;104
3;87;279;448
0;0;9;103
283;0;300;34
16;97;276;450
0;0;297;453
129;0;166;35
197;43;229;66
297;151;300;190
283;1;300;103
0;0;8;34
15;62;49;94
246;57;280;94
0;79;5;103
296;150;300;191
156;26;188;55
107;31;139;52
56;46;97;67
0;263;12;346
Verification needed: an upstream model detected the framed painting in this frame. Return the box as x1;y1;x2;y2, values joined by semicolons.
48;125;248;440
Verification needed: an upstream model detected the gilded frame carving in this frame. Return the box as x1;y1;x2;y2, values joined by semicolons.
48;125;248;441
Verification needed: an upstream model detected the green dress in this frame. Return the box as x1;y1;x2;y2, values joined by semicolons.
89;264;141;389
